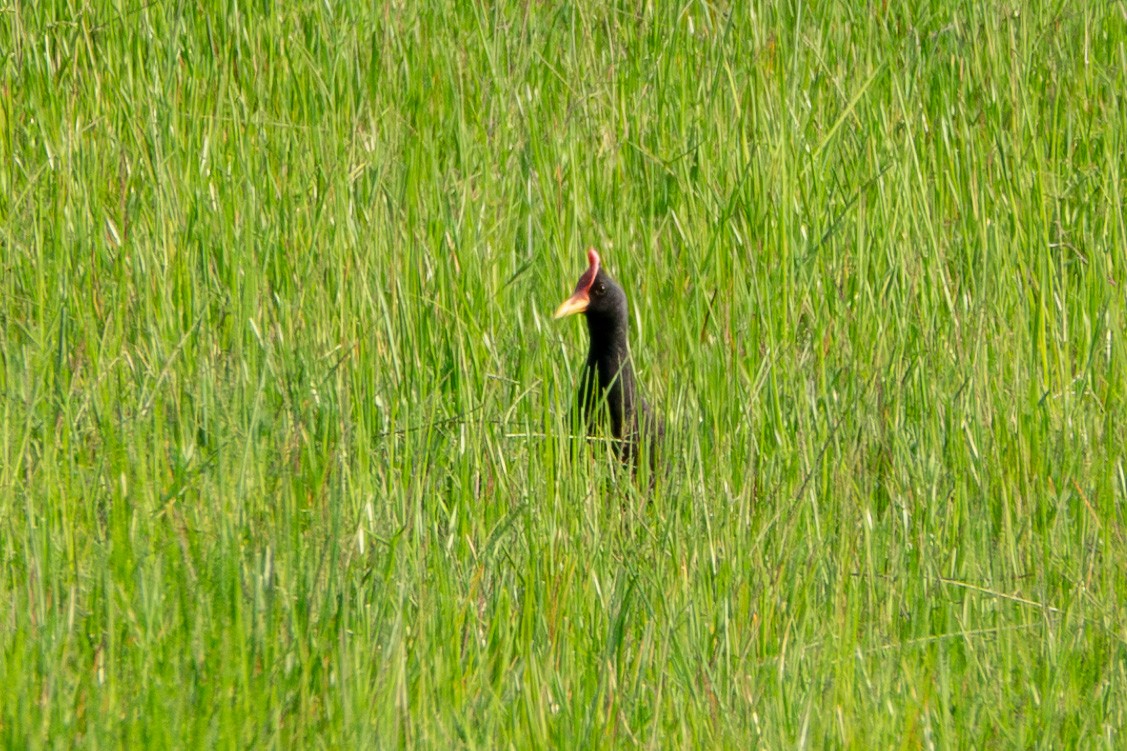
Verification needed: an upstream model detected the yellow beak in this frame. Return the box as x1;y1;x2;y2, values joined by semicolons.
553;292;589;319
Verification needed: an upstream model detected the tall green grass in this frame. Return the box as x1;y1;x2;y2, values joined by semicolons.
2;0;1126;746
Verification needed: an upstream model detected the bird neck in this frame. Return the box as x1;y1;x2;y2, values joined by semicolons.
585;316;632;377
584;317;636;438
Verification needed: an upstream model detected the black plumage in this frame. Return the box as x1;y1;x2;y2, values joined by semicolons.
554;248;663;474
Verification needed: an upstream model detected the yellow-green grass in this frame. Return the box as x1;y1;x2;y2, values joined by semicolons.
2;1;1126;747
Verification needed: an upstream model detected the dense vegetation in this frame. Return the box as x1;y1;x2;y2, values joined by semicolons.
3;1;1125;746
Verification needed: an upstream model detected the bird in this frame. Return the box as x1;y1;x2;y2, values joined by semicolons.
553;248;663;475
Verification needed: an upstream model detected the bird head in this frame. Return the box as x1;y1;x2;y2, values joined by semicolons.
553;248;628;323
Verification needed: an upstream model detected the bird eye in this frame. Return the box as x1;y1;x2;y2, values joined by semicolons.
594;282;606;296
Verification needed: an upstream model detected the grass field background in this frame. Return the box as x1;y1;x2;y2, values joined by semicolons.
3;0;1127;747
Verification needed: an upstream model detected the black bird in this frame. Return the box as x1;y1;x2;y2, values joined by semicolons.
554;248;663;474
